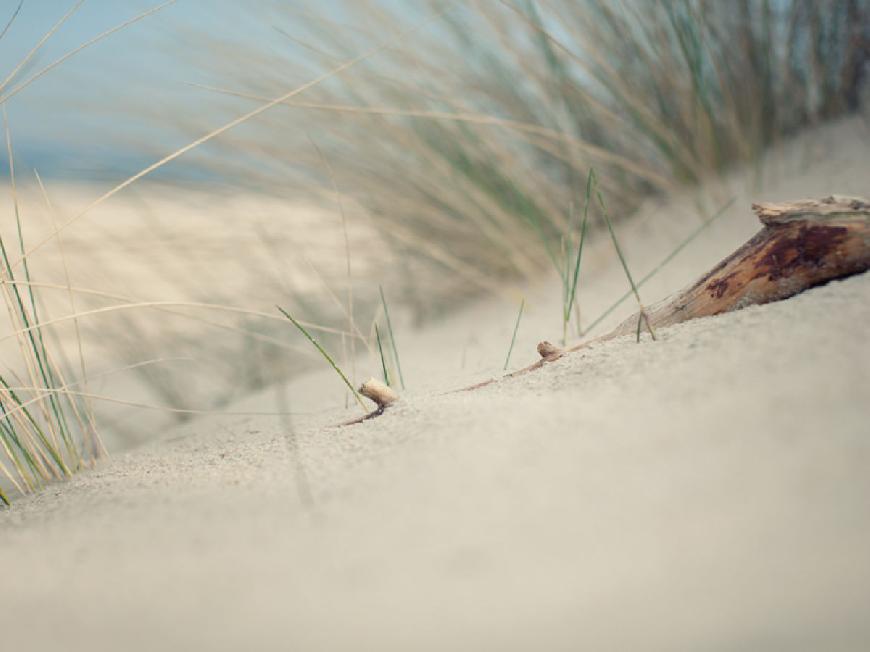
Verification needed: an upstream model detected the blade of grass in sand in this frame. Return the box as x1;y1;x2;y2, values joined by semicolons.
563;173;593;342
276;305;367;412
375;323;390;386
589;168;656;340
503;297;525;370
584;197;735;335
378;285;405;389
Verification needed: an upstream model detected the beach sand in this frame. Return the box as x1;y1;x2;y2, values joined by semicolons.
1;117;868;650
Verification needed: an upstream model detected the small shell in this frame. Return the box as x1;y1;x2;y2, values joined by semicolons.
537;341;563;360
358;377;399;408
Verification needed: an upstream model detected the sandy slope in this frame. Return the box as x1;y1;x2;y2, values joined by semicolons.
1;118;869;651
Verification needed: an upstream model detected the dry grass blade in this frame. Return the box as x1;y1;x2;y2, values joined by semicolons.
0;1;178;105
375;323;390;386
0;0;84;95
9;2;456;272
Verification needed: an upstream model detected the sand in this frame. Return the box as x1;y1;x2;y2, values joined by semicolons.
1;117;869;650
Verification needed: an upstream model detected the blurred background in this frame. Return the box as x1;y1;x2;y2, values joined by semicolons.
0;1;866;481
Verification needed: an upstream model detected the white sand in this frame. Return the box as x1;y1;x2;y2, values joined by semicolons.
1;118;869;650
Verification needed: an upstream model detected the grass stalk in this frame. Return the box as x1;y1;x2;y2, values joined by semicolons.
378;285;405;389
588;168;655;341
375;323;390;386
276;305;367;412
584;197;735;335
503;297;525;370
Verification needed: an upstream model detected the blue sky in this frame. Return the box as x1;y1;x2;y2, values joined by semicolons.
0;1;296;179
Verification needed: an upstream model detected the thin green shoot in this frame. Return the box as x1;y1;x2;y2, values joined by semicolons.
584;196;735;335
375;323;390;386
378;285;405;389
588;168;656;341
562;173;593;343
503;297;525;370
276;305;367;412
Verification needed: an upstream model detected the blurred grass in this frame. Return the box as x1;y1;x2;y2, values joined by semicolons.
187;0;866;306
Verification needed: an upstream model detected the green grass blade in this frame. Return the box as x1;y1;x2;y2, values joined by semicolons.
584;196;735;335
0;374;69;475
375;323;390;386
276;305;367;412
565;171;593;323
503;297;525;370
378;285;405;389
589;168;655;340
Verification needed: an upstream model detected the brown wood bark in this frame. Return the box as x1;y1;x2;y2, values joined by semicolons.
459;195;870;393
594;195;870;343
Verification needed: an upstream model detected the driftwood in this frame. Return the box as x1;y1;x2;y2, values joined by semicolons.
600;195;870;341
460;195;870;391
343;196;870;419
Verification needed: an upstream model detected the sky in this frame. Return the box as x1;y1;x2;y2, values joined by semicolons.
0;0;300;179
0;0;449;182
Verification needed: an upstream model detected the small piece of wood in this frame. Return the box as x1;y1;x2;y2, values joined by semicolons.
359;378;399;408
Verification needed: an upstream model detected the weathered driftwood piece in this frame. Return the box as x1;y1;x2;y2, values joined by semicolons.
596;195;870;342
459;195;870;391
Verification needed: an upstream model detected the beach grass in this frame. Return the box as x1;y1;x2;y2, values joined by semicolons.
277;305;367;412
503;297;525;371
183;0;865;307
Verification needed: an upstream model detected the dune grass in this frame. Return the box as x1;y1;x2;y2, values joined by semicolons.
277;305;367;412
184;0;865;308
503;297;525;371
378;285;405;390
374;323;390;386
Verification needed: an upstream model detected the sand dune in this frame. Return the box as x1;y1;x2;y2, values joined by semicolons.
1;117;868;650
